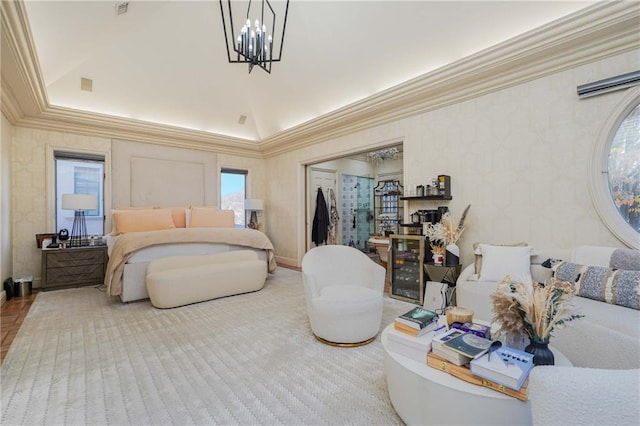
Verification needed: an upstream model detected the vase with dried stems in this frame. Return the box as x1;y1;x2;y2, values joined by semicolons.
490;275;584;365
425;204;470;266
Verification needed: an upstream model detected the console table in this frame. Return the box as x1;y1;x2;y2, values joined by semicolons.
381;324;572;425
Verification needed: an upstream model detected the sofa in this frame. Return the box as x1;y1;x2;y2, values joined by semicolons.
456;245;640;370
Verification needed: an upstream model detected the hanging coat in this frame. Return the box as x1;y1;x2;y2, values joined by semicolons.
327;187;340;245
312;187;330;246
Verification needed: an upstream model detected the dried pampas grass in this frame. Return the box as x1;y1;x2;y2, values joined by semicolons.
425;204;470;247
491;275;584;342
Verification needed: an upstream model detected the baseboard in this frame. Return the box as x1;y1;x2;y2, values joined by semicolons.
1;289;6;307
274;255;298;269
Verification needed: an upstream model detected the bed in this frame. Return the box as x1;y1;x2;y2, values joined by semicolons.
103;208;277;302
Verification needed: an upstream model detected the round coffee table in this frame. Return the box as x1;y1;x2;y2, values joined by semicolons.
382;323;572;425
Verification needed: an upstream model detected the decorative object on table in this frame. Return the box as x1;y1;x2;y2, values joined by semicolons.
244;198;263;230
431;243;445;265
445;306;474;327
219;0;290;74
35;233;58;249
57;229;69;248
432;328;469;365
395;306;439;331
394;317;438;337
442;332;493;360
61;193;97;247
490;275;584;366
425;204;470;266
470;345;534;391
451;321;491;339
386;326;435;363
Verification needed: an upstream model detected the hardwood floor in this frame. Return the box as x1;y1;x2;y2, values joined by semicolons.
1;291;37;363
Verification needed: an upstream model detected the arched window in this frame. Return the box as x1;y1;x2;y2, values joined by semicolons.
589;87;640;248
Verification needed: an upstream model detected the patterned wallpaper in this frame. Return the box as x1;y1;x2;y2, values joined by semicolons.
11;128;110;284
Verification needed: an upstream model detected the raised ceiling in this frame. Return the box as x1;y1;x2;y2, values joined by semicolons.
19;0;597;145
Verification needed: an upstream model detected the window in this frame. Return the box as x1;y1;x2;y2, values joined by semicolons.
589;87;640;248
220;168;247;227
608;104;639;232
55;152;105;235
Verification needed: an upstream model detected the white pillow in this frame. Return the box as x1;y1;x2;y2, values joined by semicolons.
478;244;533;283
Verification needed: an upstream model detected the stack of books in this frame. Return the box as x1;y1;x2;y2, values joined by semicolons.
387;307;440;363
386;326;435;363
393;306;439;337
432;329;493;366
432;329;469;365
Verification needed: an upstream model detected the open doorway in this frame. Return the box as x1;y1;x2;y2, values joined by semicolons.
305;144;403;253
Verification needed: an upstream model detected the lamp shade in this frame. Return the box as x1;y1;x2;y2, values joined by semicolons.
244;199;263;211
61;193;97;211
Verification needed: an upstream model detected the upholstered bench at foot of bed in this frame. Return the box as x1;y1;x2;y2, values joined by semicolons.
146;250;268;308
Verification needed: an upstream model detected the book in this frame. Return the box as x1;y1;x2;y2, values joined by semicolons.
427;352;529;401
451;321;492;339
394;319;436;337
395;307;438;330
470;346;534;391
386;327;434;363
432;328;470;365
442;332;493;360
432;328;467;350
432;346;469;366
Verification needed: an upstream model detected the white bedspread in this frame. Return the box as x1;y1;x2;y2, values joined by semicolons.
105;228;277;297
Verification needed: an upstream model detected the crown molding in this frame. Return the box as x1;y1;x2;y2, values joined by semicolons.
1;0;48;111
2;1;638;158
23;106;264;157
1;79;23;124
259;1;640;157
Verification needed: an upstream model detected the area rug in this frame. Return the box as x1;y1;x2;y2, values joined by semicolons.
1;268;415;425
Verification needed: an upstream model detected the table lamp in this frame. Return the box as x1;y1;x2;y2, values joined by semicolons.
61;193;97;247
244;199;263;230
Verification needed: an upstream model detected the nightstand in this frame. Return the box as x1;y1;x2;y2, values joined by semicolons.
41;246;108;290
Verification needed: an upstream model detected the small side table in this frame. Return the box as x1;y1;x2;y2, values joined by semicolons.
424;263;462;286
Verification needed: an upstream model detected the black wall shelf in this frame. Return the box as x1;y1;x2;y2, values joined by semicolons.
400;195;453;201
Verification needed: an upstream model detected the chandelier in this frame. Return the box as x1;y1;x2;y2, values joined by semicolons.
219;0;290;74
366;148;400;165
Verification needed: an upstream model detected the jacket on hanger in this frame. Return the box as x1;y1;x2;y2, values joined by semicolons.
312;187;329;246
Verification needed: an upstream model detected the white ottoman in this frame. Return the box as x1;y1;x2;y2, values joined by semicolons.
146;250;267;308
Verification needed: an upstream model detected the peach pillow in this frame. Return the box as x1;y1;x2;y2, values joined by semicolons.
110;206;157;235
189;207;235;228
160;206;187;228
112;208;176;234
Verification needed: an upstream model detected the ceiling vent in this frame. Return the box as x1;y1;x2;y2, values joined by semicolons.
80;78;93;92
115;2;129;16
238;115;247;125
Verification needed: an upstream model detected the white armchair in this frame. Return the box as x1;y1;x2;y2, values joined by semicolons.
301;245;385;346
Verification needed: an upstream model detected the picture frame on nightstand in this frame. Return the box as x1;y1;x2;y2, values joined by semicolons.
35;233;57;249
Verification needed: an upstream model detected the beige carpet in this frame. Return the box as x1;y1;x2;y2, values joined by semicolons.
1;268;415;425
